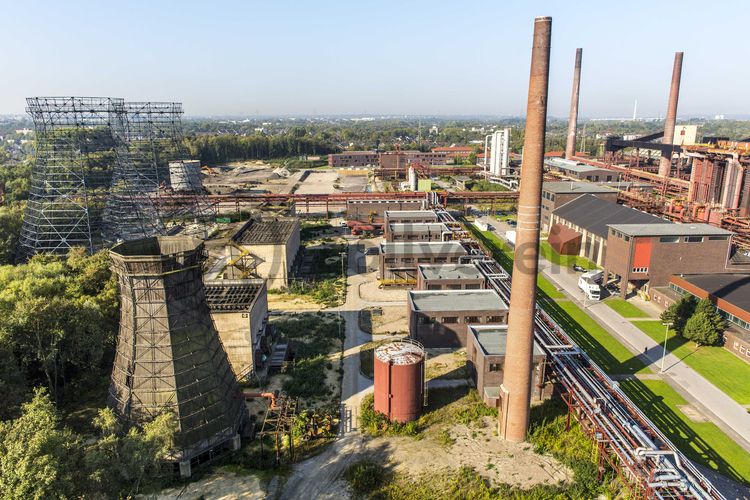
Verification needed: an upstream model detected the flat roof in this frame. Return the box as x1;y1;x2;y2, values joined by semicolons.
384;210;439;219
388;223;449;234
408;289;506;312
553;194;665;239
608;223;732;237
381;241;467;255
543;181;616;195
675;273;750;313
545;159;602;173
469;325;544;356
233;218;298;245
418;263;483;281
205;279;265;311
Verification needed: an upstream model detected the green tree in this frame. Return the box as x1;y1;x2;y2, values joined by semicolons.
0;204;23;265
660;294;696;336
683;311;721;346
694;297;726;335
0;388;82;499
85;408;176;497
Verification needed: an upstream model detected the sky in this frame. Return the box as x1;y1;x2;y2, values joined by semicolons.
1;0;748;118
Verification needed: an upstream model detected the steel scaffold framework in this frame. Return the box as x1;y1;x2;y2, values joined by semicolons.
19;97;215;260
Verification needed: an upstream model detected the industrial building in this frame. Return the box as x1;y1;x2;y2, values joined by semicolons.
484;129;511;176
548;195;665;266
384;209;439;225
227;218;301;289
378;150;449;169
650;273;750;364
540;181;618;231
545;157;619;182
373;340;425;423
604;223;740;297
407;289;507;347
379;241;467;281
327;151;379;168
345;198;426;219
384;222;451;242
205;279;269;380
416;263;486;290
108;237;245;477
466;325;550;407
432;146;475;160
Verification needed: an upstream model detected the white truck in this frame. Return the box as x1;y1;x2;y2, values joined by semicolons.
578;270;603;301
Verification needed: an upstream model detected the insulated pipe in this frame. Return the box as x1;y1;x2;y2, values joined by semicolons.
565;48;582;159
658;52;684;177
500;16;551;443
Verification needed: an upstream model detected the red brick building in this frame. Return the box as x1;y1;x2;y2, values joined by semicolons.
416;263;486;290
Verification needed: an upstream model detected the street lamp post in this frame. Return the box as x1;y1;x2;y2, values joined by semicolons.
660;322;673;373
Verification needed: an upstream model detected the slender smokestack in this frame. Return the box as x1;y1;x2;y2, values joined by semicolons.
499;16;551;443
658;52;684;178
565;48;582;159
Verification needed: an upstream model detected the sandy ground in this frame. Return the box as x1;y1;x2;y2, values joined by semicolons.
357;272;407;303
425;348;468;380
267;294;322;311
156;470;264;500
295;170;339;195
369;305;408;335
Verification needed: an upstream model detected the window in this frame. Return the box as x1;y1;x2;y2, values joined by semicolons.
418;316;434;325
550;194;556;202
465;284;481;290
685;236;704;243
464;316;480;324
434;257;447;263
708;236;728;241
442;317;458;324
385;258;395;264
631;267;648;273
401;257;414;263
660;236;679;243
427;285;441;290
447;284;462;290
624;235;630;242
450;257;459;263
417;257;431;263
489;363;502;372
488;316;504;323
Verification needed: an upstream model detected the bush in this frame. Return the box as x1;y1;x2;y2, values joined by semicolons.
344;460;388;495
359;394;419;437
282;355;329;399
683;312;720;346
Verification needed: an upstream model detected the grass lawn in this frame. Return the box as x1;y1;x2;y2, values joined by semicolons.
539;241;598;271
546;300;650;376
604;298;650;318
620;378;750;485
633;321;750;405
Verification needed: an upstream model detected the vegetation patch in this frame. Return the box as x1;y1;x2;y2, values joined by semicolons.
633;320;750;405
603;298;650;318
539;241;598;271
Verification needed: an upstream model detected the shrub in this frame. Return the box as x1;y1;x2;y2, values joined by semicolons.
344;460;387;495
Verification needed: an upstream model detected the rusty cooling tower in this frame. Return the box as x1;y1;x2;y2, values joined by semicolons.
658;52;684;178
373;340;425;423
565;48;583;159
500;16;551;443
108;236;245;476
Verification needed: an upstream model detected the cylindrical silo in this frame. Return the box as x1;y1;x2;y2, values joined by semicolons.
169;159;203;192
373;339;425;423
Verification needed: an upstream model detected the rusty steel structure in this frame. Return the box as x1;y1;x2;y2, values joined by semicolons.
658;52;684;178
433;209;723;498
108;236;245;475
500;16;552;443
373;339;426;423
565;48;582;159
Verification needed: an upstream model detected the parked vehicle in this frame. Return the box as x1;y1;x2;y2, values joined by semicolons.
572;264;586;273
578;276;601;301
581;269;603;284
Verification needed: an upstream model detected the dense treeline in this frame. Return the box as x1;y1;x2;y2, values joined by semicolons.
185;131;340;164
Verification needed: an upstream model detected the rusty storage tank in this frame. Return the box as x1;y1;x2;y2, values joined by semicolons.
373;339;425;423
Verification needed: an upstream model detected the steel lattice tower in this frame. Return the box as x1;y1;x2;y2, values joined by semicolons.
19;97;122;256
19;97;216;260
108;236;245;474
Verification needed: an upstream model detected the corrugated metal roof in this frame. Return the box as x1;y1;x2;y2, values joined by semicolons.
677;273;750;313
389;223;449;234
469;325;544;356
609;223;732;237
385;210;439;219
381;241;467;255
542;181;616;194
553;195;664;239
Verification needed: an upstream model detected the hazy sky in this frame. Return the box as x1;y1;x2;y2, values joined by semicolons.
1;0;747;118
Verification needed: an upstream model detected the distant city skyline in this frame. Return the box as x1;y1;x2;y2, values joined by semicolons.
1;0;748;118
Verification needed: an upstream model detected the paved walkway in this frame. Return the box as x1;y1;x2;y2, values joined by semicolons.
535;255;750;453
